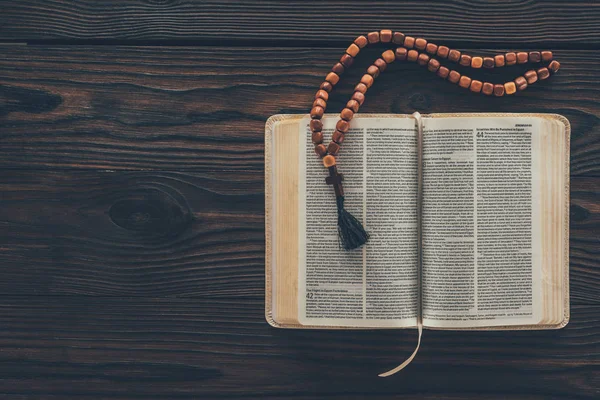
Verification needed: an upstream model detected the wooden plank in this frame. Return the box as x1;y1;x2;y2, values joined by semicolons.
0;170;597;303
0;297;597;398
1;1;600;46
1;46;599;174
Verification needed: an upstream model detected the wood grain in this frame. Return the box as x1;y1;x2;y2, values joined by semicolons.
1;46;599;175
1;1;600;46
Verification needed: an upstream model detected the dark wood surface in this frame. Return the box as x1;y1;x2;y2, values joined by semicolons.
0;1;598;399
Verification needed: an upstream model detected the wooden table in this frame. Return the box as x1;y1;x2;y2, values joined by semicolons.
1;1;598;398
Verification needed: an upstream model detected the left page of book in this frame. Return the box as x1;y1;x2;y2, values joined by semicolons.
298;115;418;327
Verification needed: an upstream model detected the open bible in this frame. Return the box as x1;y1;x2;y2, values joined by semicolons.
265;113;569;331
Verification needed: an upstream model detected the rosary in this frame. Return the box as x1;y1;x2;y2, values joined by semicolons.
309;30;560;251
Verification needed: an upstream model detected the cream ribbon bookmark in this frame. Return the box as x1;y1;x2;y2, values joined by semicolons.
378;112;424;377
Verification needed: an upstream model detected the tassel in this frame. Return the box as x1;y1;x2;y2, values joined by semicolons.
336;196;369;250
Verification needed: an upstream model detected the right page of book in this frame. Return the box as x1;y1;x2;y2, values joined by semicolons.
421;116;544;328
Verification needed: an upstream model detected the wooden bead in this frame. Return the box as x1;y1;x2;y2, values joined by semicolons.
326;72;339;85
493;84;505;96
529;51;541;63
426;43;438;55
354;82;368;94
346;43;360;58
380;29;392;42
541;51;553;62
332;130;345;144
352;91;365;105
320;81;333;92
312;131;324;144
311;106;324;119
494;54;505;67
340;54;354;68
459;54;472;67
471;56;483;68
374;58;387;72
537;67;550;80
395;47;408;61
404;36;415;48
517;52;528;64
315;90;329;101
505;52;517;66
448;49;461;62
417;53;430;66
459;75;472;89
437;46;450;58
360;74;374;88
470;80;483;93
382;50;396;64
437;66;450;79
549;60;560;73
340;108;354;121
448;70;461;84
313;98;327;109
504;81;517;95
354;35;368;49
524;70;538;84
483;57;495;68
367;65;380;78
310;119;323;132
327;142;340;156
407;49;419;62
322;154;336;168
482;82;494;95
415;38;427;50
332;62;345;74
336;119;350;133
367;31;380;44
315;144;327;157
392;32;405;44
346;100;360;113
515;76;528;91
428;58;441;72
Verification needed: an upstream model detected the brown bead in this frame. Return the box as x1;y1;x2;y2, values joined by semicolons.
367;65;380;78
327;142;340;156
417;53;430;66
459;75;472;89
346;99;360;113
415;38;427;50
340;108;354;121
380;29;392;42
340;54;354;68
382;50;396;64
313;98;327;109
360;74;374;88
346;43;360;58
311;131;324;144
426;43;438;55
529;51;541;63
437;66;450;79
448;70;461;84
310;106;324;119
505;52;517;66
367;31;380;44
494;54;505;67
548;60;560;73
322;154;336;168
392;32;405;44
332;62;345;75
374;58;387;72
524;70;538;84
352;91;365;105
354;35;368;49
482;82;494;95
428;58;441;72
504;81;517;95
541;51;553;62
448;49;461;62
470;80;483;93
537;67;550;80
459;54;472;67
315;90;329;101
395;47;408;61
314;144;327;157
310;119;323;132
483;57;495;68
326;72;339;85
437;46;450;58
332;130;345;145
320;81;333;92
517;52;528;64
407;49;419;62
493;84;505;97
515;76;528;91
471;56;483;68
404;36;415;48
354;83;368;94
336;119;350;133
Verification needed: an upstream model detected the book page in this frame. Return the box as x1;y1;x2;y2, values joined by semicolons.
298;115;418;327
421;116;542;328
